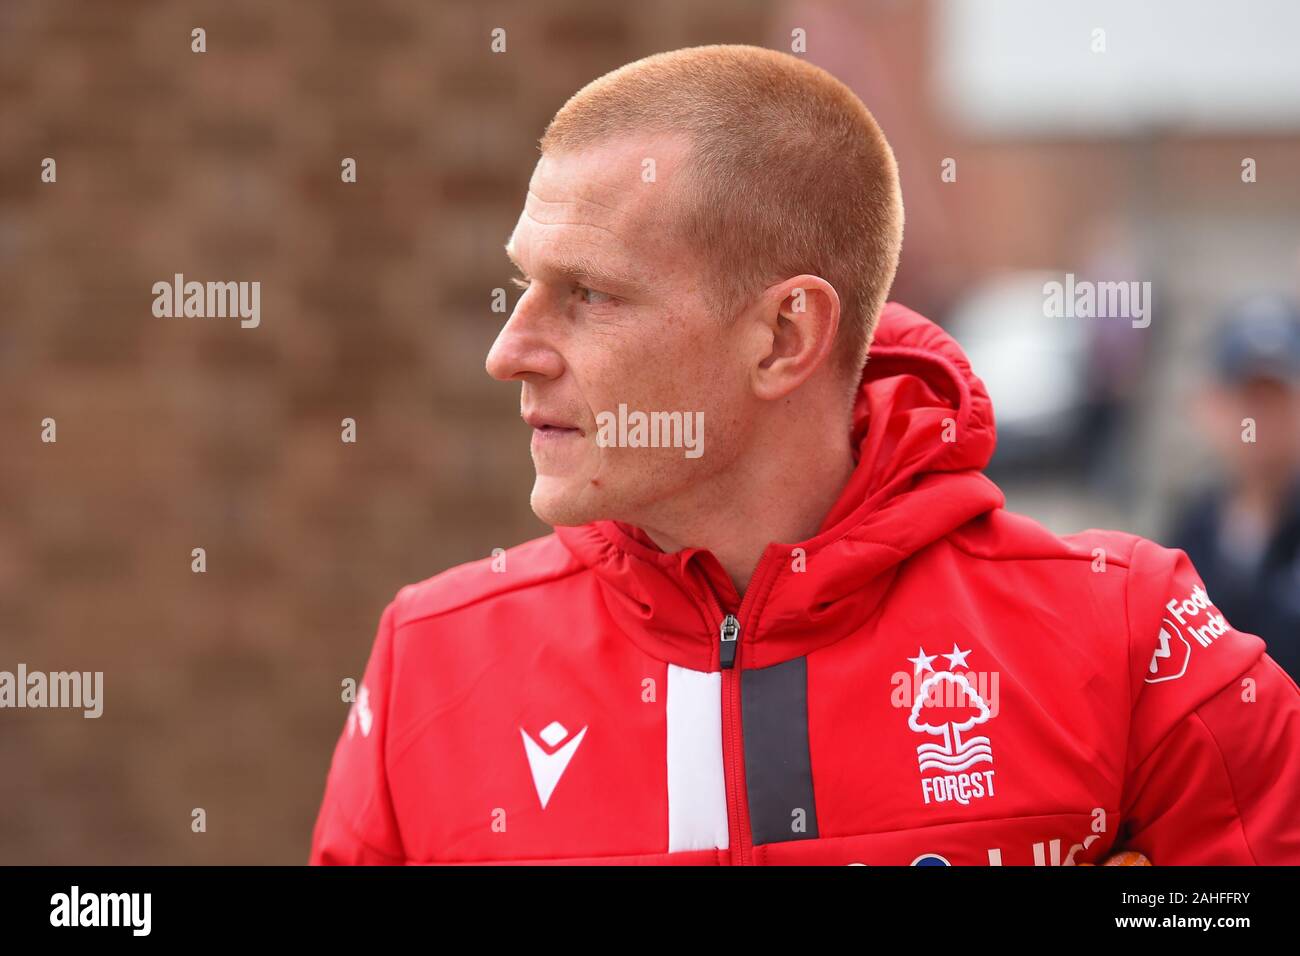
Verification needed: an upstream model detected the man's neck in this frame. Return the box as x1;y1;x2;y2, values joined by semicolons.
637;407;857;596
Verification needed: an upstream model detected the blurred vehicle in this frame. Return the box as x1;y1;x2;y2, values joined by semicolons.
942;272;1091;473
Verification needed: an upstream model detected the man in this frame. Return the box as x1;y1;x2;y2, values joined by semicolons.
310;46;1300;865
1170;296;1300;684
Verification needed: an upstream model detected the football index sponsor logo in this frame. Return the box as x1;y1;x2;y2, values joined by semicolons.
1146;619;1191;684
903;646;997;808
1166;584;1231;649
1146;583;1232;684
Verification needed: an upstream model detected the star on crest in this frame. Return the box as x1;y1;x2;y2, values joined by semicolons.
908;647;937;674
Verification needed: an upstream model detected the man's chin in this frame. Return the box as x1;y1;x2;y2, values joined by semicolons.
530;476;606;528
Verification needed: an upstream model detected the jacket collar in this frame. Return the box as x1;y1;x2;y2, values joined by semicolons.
555;303;1005;671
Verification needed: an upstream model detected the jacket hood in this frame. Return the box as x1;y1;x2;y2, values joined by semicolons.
555;302;1006;671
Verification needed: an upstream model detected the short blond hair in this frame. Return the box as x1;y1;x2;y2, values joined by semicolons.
540;44;904;378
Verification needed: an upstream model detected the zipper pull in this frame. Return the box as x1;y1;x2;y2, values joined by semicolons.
719;614;741;670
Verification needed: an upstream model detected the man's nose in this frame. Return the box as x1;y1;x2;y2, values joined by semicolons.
485;297;565;382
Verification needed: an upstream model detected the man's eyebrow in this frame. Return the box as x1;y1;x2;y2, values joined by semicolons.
503;240;645;295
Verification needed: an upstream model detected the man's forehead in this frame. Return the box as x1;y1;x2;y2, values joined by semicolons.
518;135;686;239
536;133;687;193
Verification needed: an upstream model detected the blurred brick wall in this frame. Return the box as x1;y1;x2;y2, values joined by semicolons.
0;0;775;863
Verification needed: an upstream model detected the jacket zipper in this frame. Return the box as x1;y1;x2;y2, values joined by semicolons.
719;614;741;669
706;550;778;866
720;631;750;865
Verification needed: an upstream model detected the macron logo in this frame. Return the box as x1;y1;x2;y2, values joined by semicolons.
520;721;587;809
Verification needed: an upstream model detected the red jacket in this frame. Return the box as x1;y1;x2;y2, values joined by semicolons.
311;303;1300;865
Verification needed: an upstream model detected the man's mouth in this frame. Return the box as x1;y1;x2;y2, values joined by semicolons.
523;414;584;440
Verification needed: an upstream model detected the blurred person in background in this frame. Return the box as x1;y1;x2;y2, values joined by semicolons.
1171;295;1300;684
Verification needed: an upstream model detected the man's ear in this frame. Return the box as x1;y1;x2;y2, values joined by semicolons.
749;275;841;401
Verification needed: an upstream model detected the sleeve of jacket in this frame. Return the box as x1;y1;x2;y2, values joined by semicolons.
1118;538;1300;864
309;598;407;865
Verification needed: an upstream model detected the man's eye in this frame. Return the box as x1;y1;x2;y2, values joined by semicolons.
578;286;614;306
510;276;531;291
